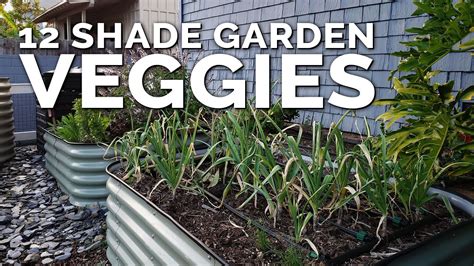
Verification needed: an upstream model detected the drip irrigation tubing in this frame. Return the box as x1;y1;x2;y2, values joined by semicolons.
375;218;474;265
200;188;328;261
326;213;440;265
200;187;445;264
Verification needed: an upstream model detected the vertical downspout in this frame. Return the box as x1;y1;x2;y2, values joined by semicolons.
179;0;184;54
66;16;71;53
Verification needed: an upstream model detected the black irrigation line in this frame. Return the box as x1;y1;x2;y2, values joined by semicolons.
327;213;441;265
374;218;474;265
200;187;449;265
324;219;374;242
200;188;328;261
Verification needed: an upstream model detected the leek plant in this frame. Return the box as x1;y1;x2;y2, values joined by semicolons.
146;111;201;197
288;193;313;243
219;109;260;199
228;107;300;226
286;115;350;223
351;129;394;238
243;108;291;224
108;111;155;183
321;122;360;224
109;128;149;183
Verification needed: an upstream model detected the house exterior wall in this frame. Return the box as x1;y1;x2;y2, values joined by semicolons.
181;0;474;134
0;41;81;138
139;0;179;39
123;0;141;38
39;0;61;9
44;0;178;43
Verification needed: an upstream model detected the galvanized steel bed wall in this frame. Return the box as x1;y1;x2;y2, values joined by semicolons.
106;168;225;266
44;132;113;207
0;78;15;164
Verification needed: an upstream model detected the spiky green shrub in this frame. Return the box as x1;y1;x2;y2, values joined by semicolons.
54;99;111;143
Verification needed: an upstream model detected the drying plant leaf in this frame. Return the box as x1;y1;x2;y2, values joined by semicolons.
442;196;460;224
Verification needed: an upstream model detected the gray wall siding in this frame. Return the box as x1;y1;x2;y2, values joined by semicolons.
0;54;81;133
0;55;64;83
181;0;474;134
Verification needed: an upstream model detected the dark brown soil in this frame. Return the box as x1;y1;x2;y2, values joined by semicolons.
347;213;467;264
224;186;469;262
121;169;470;265
132;175;285;264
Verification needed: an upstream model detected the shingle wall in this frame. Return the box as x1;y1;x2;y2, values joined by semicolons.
181;0;474;134
0;55;67;83
0;54;81;134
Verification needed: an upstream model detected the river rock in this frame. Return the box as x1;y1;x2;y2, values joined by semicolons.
0;215;12;225
41;257;54;264
0;146;108;264
55;252;71;261
9;235;23;248
24;253;40;263
40;251;52;258
7;249;21;259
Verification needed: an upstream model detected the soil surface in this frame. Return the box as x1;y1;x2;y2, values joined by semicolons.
126;169;470;265
223;187;470;264
133;175;285;264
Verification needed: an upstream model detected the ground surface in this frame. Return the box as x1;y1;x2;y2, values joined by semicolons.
0;146;109;265
127;168;468;265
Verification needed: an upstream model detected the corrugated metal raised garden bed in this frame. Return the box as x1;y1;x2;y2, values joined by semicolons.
105;159;473;265
44;131;114;207
0;77;15;164
100;98;473;264
106;162;226;266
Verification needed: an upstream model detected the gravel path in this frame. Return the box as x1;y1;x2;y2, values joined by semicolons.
0;146;108;265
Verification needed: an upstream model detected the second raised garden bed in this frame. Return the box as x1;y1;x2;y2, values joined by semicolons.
44;131;114;207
